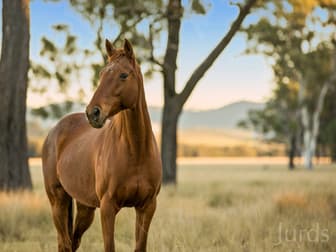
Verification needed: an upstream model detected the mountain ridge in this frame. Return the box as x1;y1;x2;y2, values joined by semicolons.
149;100;264;129
28;100;264;130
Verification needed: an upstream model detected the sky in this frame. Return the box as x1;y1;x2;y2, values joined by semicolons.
1;0;274;110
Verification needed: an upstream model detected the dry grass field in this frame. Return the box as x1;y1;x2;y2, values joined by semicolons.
0;159;336;252
155;129;286;157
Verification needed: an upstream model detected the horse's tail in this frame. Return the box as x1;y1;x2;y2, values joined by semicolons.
68;198;73;240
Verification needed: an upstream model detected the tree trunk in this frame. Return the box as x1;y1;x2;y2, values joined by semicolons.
288;134;296;170
330;144;336;162
161;0;182;185
161;101;180;184
0;0;32;190
298;75;314;169
302;119;313;169
298;50;336;169
301;112;316;170
301;81;331;169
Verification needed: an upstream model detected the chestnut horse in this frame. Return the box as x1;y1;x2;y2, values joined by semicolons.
42;39;162;252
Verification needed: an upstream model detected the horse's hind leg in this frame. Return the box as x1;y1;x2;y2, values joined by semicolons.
46;184;73;252
72;201;95;251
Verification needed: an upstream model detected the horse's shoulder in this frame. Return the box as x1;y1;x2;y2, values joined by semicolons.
54;113;88;132
49;113;90;149
59;112;87;124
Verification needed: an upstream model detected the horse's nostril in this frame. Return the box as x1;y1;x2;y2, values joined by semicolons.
93;106;100;117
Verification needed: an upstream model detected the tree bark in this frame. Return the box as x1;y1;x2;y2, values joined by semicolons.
288;134;296;170
298;49;336;169
161;100;180;184
160;0;182;185
300;67;335;169
160;0;256;184
308;80;331;168
0;0;32;190
330;144;336;162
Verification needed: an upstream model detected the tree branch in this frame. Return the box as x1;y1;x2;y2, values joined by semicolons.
163;0;183;99
177;0;257;107
149;21;164;68
112;16;144;45
95;6;105;61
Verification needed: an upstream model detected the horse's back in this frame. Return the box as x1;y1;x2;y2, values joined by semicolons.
42;113;101;207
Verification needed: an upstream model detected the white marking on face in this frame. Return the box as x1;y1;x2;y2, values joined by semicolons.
107;63;115;72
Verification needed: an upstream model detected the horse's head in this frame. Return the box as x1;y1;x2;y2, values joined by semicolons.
86;39;140;128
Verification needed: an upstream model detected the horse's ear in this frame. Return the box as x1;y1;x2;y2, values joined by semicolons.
105;39;115;57
124;39;134;59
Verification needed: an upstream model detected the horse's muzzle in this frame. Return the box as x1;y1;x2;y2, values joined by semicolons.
86;106;106;128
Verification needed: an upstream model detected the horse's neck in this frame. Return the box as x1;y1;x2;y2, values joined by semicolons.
111;91;152;163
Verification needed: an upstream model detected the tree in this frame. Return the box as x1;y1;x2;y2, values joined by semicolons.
240;80;300;169
0;0;32;190
299;43;336;168
243;0;336;169
160;0;256;183
37;0;257;184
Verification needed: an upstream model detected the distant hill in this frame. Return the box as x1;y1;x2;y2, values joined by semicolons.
149;101;264;129
27;100;264;130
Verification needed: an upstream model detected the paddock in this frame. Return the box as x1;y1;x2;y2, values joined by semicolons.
0;158;335;252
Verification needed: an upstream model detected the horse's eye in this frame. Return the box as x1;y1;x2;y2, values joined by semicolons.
119;73;128;80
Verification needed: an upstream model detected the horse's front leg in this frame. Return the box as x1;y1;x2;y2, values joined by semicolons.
135;199;157;252
100;196;119;252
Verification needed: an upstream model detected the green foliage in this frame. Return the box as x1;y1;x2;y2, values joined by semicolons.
31;101;76;120
241;0;336;149
244;0;335;77
30;107;49;119
240;80;299;144
30;24;80;94
319;88;336;160
191;0;207;14
29;24;93;118
67;0;167;81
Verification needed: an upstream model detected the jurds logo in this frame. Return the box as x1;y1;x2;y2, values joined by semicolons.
274;222;329;246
